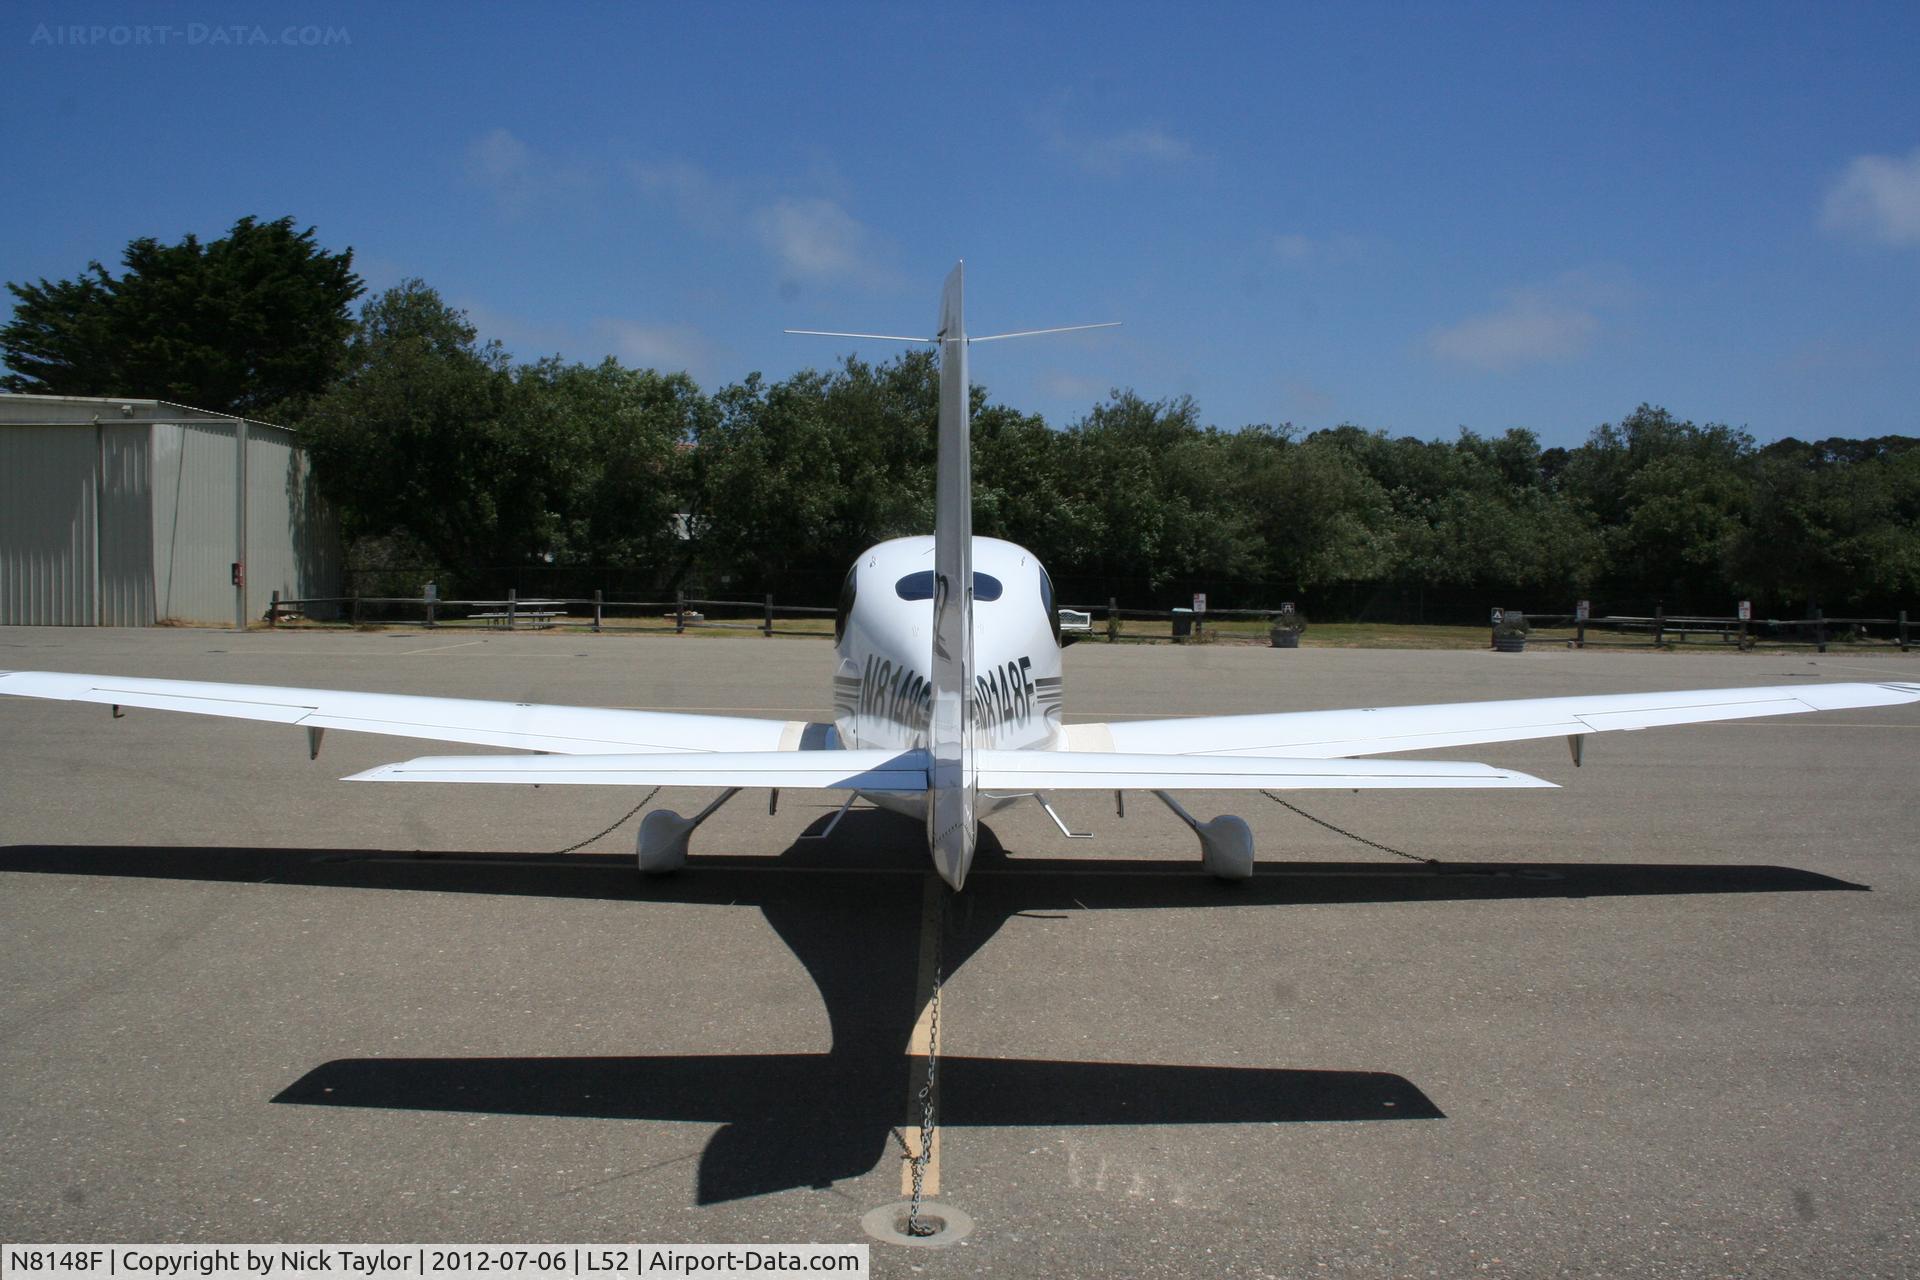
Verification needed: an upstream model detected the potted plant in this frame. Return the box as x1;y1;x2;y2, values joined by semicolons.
1269;603;1306;649
1491;609;1530;653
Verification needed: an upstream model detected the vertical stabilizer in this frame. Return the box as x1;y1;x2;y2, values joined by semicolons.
927;262;976;890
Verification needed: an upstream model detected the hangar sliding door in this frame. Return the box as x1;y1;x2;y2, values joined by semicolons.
97;423;155;626
0;424;154;626
0;425;98;626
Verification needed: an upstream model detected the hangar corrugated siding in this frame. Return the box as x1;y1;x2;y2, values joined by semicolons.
0;396;340;626
150;420;241;625
0;425;98;625
98;423;154;626
246;422;340;619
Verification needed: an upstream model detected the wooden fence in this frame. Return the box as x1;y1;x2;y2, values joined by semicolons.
1510;606;1911;653
267;588;1912;653
268;589;834;635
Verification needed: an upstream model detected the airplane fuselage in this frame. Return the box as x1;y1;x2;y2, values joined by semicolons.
832;534;1064;827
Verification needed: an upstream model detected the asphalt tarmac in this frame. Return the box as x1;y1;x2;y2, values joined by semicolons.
1;626;1916;1278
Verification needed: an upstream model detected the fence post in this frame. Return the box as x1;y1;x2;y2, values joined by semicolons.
1814;607;1825;653
593;589;603;633
269;589;280;628
676;589;686;634
764;592;775;637
1900;610;1909;653
351;593;361;627
507;589;517;631
1108;597;1119;643
1738;613;1748;650
1574;601;1585;649
1654;605;1664;648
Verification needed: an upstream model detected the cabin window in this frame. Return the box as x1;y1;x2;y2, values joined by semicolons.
894;570;1003;602
1038;563;1062;645
834;565;857;644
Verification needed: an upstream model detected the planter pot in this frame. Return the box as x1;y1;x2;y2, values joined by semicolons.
1269;629;1301;648
1492;635;1527;653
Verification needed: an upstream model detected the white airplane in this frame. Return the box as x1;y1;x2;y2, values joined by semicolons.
3;263;1916;891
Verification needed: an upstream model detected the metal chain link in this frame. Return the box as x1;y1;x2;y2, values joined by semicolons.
906;888;946;1237
551;787;660;854
1258;790;1437;864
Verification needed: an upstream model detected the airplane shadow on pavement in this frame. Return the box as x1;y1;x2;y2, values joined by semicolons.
0;818;1867;1204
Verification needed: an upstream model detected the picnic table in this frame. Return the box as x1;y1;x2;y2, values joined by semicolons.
466;600;569;629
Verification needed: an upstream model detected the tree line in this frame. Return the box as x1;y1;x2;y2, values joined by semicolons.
7;219;1917;619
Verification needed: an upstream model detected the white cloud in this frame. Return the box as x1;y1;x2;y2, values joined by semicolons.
1040;119;1199;175
468;128;530;185
1079;125;1194;172
632;161;894;291
1271;232;1366;268
456;300;570;358
464;128;598;219
1821;147;1920;247
451;301;722;378
596;319;717;373
633;159;737;227
751;196;890;287
1426;271;1631;372
1039;370;1109;402
1278;378;1337;420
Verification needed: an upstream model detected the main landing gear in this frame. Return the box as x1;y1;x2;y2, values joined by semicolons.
632;787;1257;882
636;787;740;874
1151;790;1255;881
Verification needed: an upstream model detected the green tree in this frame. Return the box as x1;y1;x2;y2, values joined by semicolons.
303;283;704;587
1224;427;1403;591
512;356;710;573
694;369;861;586
1054;391;1254;592
1728;445;1920;608
299;280;518;569
3;216;363;416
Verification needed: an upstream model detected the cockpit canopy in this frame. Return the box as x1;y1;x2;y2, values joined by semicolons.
893;570;1003;602
833;542;1062;650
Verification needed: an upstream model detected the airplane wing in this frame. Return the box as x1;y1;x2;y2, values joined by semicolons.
0;670;828;755
1065;681;1920;760
347;748;1553;791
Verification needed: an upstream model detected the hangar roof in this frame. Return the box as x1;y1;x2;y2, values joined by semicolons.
0;393;289;430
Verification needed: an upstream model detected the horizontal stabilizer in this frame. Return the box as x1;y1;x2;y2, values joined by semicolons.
346;747;1551;793
975;750;1553;791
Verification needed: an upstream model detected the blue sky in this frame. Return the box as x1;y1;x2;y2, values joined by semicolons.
5;1;1917;446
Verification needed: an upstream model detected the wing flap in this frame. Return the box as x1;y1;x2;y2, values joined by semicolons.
0;670;815;755
346;749;929;792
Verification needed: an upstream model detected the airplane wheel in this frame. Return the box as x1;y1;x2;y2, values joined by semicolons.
1197;815;1254;880
636;809;693;874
